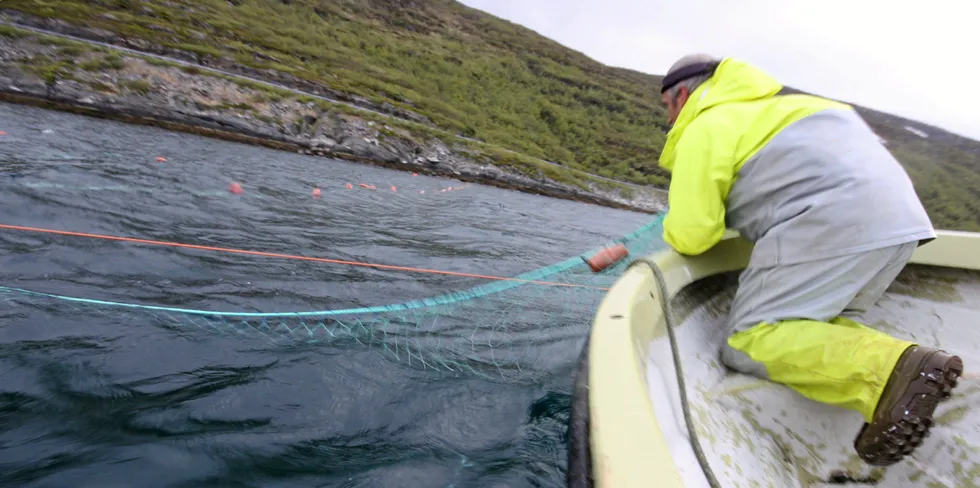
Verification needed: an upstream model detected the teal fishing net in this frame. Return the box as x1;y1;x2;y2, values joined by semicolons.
0;215;667;382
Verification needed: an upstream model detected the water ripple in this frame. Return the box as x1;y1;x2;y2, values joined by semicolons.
0;101;653;487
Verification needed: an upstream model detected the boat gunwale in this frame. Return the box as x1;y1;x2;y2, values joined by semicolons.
585;230;980;488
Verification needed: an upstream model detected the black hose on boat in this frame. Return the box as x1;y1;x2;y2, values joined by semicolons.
629;258;723;488
565;258;722;488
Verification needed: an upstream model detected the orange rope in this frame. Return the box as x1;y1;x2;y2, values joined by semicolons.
0;224;609;291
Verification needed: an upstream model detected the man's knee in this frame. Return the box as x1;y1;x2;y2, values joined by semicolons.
843;241;919;316
720;340;770;379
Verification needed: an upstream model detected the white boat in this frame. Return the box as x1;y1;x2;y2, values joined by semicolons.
567;230;980;487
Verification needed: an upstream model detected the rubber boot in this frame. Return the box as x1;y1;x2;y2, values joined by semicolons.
853;345;963;466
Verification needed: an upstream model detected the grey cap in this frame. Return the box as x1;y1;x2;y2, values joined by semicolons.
661;53;721;94
666;53;719;76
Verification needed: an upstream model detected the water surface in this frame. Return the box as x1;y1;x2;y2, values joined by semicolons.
0;102;654;487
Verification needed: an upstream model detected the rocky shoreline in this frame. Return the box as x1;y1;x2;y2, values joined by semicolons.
0;19;666;214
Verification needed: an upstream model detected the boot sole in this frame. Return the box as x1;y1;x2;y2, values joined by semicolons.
855;354;963;466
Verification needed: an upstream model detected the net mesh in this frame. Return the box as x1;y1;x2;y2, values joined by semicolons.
0;215;667;382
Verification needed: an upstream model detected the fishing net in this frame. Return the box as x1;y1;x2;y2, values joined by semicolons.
0;215;667;382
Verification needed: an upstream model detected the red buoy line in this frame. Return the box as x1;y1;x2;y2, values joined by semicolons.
0;133;615;290
0;223;611;291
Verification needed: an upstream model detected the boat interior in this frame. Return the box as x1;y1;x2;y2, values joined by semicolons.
645;242;980;487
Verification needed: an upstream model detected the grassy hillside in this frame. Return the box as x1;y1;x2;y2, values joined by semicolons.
3;0;980;230
3;0;672;186
853;108;980;232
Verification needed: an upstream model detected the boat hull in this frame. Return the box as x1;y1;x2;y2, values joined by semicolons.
571;231;980;487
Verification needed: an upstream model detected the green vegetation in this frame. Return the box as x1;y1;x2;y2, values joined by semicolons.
878;135;980;232
36;33;81;46
0;24;31;38
2;0;671;187
56;44;87;57
18;54;74;86
2;0;980;230
79;52;125;71
88;80;115;93
145;57;178;68
178;65;202;75
119;78;151;94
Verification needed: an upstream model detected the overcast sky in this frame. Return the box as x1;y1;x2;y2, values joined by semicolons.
458;0;980;140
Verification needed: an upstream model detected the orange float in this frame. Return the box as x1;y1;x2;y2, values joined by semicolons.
583;244;629;273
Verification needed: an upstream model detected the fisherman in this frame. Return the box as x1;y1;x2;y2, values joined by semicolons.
657;53;963;466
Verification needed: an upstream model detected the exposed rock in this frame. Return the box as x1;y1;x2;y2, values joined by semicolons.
123;38;152;51
0;25;666;214
310;137;336;148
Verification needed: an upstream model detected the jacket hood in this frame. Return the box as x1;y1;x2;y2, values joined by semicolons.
658;57;783;172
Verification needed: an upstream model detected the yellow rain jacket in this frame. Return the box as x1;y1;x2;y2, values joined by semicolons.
658;58;935;266
657;58;937;422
